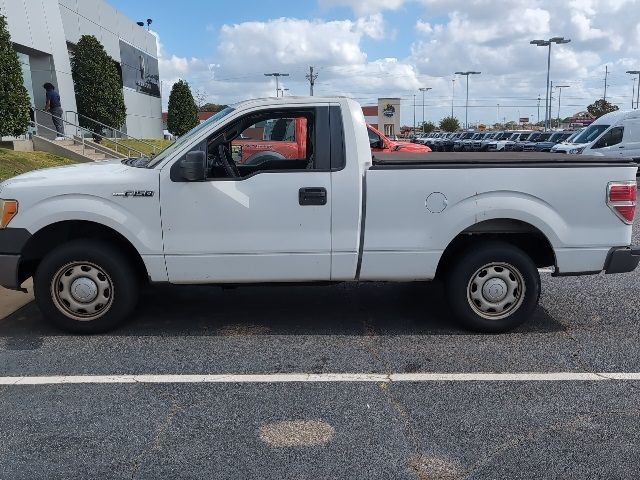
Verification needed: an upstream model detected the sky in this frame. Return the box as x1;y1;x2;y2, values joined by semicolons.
109;0;640;127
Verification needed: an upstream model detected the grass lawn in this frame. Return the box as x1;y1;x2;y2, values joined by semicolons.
0;148;76;182
102;138;173;157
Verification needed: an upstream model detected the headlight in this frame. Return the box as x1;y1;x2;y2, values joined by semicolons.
0;200;18;228
568;147;585;154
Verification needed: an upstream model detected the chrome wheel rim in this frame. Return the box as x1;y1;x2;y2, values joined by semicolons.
51;261;114;321
467;262;525;320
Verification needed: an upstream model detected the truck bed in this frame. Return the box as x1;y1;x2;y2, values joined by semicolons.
371;152;636;169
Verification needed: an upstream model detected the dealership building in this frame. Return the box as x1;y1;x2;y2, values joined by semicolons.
362;97;402;136
0;0;162;138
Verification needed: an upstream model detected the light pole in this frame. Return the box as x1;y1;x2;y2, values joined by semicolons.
413;94;416;133
419;87;432;130
530;37;571;131
554;85;569;128
455;71;481;129
537;95;541;124
451;79;455;118
627;71;640;109
632;77;637;110
264;72;289;97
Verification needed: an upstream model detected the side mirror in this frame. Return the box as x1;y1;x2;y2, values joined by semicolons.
180;150;206;181
369;139;383;149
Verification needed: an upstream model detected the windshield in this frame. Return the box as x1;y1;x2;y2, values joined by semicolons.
571;124;609;144
147;107;235;167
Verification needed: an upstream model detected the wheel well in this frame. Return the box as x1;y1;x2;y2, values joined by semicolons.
19;221;149;285
435;219;556;278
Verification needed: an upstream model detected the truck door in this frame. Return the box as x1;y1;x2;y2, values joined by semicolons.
160;105;333;283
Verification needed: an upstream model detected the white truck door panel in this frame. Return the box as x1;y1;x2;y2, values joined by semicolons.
161;172;331;282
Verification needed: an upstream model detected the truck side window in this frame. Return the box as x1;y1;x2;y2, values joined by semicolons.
594;127;624;148
206;110;315;179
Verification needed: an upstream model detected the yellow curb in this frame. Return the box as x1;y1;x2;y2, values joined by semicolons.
0;279;34;320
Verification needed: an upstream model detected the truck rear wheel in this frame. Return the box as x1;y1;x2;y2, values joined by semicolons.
34;240;139;333
445;241;540;333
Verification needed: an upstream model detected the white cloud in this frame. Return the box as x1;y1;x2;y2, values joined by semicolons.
319;0;406;16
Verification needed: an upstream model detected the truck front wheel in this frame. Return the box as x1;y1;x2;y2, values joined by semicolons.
34;240;139;333
445;242;540;333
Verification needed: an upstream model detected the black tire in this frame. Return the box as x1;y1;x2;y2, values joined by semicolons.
445;241;540;333
34;240;139;333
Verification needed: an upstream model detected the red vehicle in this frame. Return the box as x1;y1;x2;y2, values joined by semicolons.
366;124;432;153
232;117;430;164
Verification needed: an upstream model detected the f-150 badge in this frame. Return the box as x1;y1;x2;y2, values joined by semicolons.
113;190;155;197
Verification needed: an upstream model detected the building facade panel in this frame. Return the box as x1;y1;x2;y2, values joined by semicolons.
1;0;162;139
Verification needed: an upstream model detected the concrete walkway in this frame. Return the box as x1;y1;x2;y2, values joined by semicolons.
0;279;33;320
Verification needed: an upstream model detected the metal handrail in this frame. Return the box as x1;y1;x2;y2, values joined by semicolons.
64;110;159;156
33;108;147;159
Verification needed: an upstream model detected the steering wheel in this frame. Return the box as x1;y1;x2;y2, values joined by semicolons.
218;144;240;178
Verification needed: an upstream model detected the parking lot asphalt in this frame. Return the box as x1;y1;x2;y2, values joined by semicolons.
1;224;639;479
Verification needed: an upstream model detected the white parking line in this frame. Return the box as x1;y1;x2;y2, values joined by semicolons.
1;372;640;385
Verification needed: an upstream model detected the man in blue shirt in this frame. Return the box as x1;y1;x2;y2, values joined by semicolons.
43;83;64;139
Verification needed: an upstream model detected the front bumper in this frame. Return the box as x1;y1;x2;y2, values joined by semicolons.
0;228;31;290
604;246;640;274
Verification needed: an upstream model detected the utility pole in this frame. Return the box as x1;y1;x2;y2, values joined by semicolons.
537;95;541;124
264;72;289;97
497;103;500;125
305;66;318;96
604;65;609;101
555;85;570;127
628;71;640;109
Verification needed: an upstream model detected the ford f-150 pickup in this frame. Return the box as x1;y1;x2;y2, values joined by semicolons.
0;96;638;333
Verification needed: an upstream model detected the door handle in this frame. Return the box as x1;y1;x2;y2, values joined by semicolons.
299;187;327;206
618;145;625;148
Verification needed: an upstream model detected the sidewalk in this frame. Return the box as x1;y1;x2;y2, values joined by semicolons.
0;280;34;320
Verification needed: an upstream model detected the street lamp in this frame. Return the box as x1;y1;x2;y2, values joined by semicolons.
530;37;571;130
451;79;455;118
264;73;289;97
454;71;481;129
554;85;570;128
627;71;640;109
418;87;432;130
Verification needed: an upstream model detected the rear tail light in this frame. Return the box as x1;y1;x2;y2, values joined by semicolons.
607;181;637;224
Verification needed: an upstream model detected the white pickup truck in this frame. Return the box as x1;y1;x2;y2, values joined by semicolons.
1;97;638;333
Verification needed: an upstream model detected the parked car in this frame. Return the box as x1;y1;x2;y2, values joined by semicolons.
531;131;573;152
453;132;475;151
504;132;534;151
1;96;638;335
487;131;517;151
367;124;432;153
473;132;497;151
440;132;462;152
512;132;542;152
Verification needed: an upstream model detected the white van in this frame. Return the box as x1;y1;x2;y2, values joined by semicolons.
564;110;640;160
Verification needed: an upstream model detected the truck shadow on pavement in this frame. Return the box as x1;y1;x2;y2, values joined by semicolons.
0;281;564;339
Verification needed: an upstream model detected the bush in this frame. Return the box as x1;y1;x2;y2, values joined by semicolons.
422;121;436;134
0;15;31;137
70;35;126;135
167;80;199;137
439;116;460;132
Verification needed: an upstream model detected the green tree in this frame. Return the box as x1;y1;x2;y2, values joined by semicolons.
0;15;31;137
422;121;436;133
439;116;460;132
587;98;619;118
167;80;198;136
70;35;126;135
